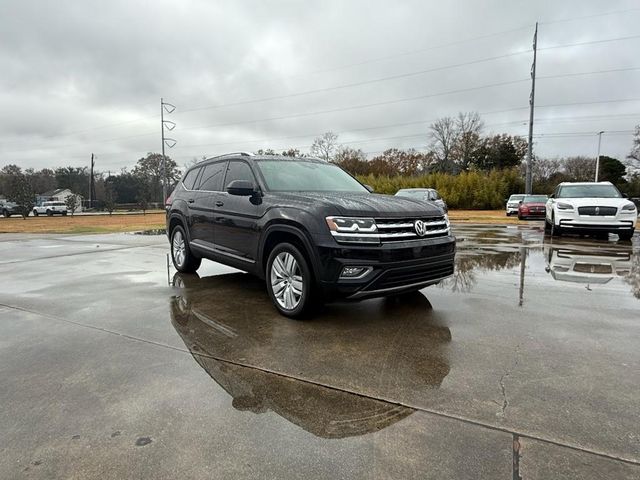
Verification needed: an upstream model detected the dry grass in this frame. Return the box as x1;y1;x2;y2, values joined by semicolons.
448;210;526;224
0;212;166;234
0;209;536;235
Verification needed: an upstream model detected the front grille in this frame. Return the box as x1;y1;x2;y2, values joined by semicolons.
375;216;449;242
578;206;617;216
573;263;613;274
366;260;454;291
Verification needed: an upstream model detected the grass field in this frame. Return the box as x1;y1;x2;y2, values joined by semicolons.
0;212;167;234
0;210;535;234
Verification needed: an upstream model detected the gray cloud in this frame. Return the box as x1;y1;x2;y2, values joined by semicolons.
1;0;639;172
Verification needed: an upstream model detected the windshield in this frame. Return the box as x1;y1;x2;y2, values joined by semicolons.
509;195;525;202
523;195;548;203
256;160;368;192
557;185;622;198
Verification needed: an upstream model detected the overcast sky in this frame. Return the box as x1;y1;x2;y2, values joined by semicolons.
1;0;639;172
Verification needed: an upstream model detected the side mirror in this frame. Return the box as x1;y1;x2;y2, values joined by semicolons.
227;180;256;196
519;200;523;204
622;193;629;198
364;184;374;193
549;194;555;199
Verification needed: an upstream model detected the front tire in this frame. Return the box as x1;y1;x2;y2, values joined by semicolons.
170;226;201;273
33;210;39;217
266;243;313;318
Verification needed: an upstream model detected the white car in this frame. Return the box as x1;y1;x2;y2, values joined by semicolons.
545;182;637;240
33;201;69;217
395;188;448;212
505;194;525;216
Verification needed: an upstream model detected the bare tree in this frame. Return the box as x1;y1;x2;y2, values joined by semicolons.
428;117;458;173
563;156;596;181
310;132;339;162
453;111;484;171
533;157;562;183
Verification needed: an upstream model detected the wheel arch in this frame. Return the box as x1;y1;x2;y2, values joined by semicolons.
259;222;319;282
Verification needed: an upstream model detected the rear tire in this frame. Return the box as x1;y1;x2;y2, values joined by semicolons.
170;225;201;273
266;242;314;318
544;217;552;233
619;230;634;241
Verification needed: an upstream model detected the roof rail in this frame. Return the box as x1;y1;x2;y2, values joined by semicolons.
203;151;255;162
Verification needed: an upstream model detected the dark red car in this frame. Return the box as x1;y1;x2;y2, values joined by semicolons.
518;195;548;220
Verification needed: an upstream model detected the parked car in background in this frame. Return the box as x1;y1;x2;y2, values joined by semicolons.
545;182;637;240
395;188;448;212
505;194;525;216
0;200;20;217
517;195;548;220
166;153;455;318
33;201;69;217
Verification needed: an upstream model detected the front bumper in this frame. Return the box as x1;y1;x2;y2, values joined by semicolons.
312;233;456;299
556;211;637;232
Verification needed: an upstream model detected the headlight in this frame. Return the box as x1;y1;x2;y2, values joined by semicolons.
556;202;574;211
621;203;637;212
326;216;379;244
325;217;377;232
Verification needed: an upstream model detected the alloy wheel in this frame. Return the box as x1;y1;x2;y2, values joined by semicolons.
172;230;186;268
270;252;303;310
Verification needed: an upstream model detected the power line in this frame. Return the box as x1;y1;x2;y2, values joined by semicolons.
539;34;640;51
178;51;532;114
540;7;640;26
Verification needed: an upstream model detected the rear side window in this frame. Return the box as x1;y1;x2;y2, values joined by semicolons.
224;161;255;189
198;161;226;191
181;168;200;190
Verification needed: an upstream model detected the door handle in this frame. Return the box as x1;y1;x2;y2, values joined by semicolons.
188;199;194;204
215;201;224;207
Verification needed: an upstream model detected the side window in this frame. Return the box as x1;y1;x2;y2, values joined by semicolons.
181;167;200;190
198;162;226;191
223;161;255;189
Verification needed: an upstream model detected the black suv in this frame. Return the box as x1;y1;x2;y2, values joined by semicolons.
166;153;455;317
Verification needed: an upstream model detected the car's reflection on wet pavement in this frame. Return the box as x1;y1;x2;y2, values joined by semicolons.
170;272;452;439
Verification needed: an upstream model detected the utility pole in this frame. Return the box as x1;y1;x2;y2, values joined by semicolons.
525;22;538;195
595;131;604;182
89;153;96;209
160;98;176;204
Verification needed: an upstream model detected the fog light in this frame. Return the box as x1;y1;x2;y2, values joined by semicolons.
340;266;372;279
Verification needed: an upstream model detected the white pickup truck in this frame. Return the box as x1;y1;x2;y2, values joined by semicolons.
33;201;69;216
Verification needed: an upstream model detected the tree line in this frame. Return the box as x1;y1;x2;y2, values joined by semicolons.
2;112;639;215
0;154;181;218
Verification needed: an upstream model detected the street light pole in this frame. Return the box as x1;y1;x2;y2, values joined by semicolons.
161;98;166;203
595;131;604;182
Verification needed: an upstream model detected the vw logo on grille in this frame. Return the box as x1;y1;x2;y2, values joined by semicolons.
595;207;600;215
414;219;427;236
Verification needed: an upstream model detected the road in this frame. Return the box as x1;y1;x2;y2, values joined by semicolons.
0;225;638;479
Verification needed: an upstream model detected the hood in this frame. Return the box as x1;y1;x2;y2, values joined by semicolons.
556;197;634;207
271;192;444;217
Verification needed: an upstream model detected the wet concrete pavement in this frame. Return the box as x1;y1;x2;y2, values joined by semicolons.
0;225;638;479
